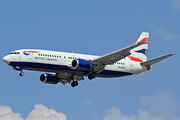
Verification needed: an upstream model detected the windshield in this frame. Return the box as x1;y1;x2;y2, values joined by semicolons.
9;51;20;55
9;52;14;55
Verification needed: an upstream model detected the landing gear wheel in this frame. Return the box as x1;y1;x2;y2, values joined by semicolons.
74;81;78;86
71;81;78;87
19;72;24;76
88;74;95;80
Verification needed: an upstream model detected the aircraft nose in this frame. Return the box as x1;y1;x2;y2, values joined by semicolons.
2;55;10;64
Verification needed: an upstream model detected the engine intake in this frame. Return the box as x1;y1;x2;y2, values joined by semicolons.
40;73;58;84
71;59;91;70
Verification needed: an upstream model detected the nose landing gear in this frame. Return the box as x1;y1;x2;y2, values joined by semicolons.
13;66;24;77
19;71;24;76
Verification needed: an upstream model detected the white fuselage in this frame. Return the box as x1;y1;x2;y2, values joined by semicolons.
3;49;148;78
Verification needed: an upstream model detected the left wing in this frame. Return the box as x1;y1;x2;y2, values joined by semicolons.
90;42;145;74
91;42;145;65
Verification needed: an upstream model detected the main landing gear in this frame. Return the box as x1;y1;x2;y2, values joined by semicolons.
88;73;96;80
19;71;24;76
71;81;78;87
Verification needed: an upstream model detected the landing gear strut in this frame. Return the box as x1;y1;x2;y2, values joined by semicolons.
19;71;24;76
71;81;78;87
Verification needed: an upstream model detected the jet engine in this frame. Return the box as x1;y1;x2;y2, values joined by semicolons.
71;59;91;70
40;73;58;84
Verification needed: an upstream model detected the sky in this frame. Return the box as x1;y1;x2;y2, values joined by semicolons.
0;0;180;120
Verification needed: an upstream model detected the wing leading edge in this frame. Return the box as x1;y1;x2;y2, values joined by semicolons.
91;42;145;65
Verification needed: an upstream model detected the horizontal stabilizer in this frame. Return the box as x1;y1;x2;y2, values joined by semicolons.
141;53;175;66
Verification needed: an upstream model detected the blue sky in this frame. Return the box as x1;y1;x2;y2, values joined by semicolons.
0;0;180;120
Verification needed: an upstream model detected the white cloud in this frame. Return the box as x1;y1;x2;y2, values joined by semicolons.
25;104;66;120
155;26;179;41
82;100;94;105
103;91;180;120
171;0;180;10
141;90;179;119
165;34;179;40
0;104;66;120
103;107;165;120
0;106;23;120
0;91;180;120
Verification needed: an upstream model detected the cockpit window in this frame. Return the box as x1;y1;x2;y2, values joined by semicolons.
9;51;20;55
14;52;20;54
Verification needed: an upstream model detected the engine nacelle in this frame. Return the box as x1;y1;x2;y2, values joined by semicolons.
40;73;58;84
71;59;91;70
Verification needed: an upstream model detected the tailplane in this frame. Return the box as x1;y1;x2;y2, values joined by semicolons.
141;54;175;66
128;32;149;62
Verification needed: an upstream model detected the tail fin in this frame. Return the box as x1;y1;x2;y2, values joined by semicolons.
128;32;149;62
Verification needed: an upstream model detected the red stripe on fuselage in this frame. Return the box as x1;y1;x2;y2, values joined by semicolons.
136;38;149;44
23;51;40;53
128;56;143;62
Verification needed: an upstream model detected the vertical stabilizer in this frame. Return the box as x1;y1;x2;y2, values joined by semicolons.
128;32;149;62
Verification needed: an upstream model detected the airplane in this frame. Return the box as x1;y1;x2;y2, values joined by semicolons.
2;32;175;87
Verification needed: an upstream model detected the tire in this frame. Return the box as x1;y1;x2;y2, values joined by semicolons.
19;72;24;76
71;82;75;87
88;74;95;80
74;81;78;86
71;81;78;87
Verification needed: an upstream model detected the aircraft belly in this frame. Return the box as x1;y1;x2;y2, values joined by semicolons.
9;61;132;78
96;70;132;78
9;61;85;74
